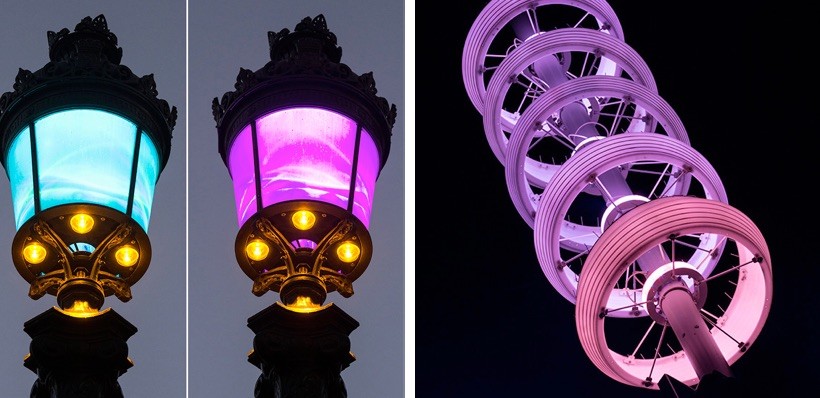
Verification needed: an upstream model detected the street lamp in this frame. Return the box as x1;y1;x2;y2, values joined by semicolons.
212;14;395;396
0;15;176;395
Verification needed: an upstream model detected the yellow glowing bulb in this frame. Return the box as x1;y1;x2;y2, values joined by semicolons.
336;241;360;263
69;213;94;234
246;240;270;261
292;210;316;230
115;246;139;267
23;242;47;264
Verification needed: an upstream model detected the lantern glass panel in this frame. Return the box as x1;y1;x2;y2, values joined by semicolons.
353;129;379;227
8;126;34;229
228;124;256;226
34;109;136;220
131;131;160;231
227;107;381;227
257;108;375;225
255;107;357;218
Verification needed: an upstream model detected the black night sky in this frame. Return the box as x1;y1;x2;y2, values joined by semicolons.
415;2;817;396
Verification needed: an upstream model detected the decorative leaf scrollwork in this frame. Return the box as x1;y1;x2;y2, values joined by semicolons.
252;273;285;297
323;274;354;298
255;218;293;256
100;278;132;302
32;220;71;269
91;223;133;276
29;277;63;300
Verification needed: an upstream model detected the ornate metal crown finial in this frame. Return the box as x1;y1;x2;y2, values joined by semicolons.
47;14;122;64
214;14;397;147
0;14;177;170
268;14;342;63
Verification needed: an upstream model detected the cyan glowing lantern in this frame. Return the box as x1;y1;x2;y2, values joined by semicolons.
7;109;160;231
0;15;176;311
213;15;395;306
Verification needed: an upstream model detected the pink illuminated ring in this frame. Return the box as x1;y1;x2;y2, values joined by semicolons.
575;197;772;389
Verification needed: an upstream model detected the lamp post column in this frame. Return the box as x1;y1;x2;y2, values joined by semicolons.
25;308;136;398
249;303;358;398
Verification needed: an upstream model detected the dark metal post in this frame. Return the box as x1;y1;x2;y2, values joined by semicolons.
248;303;358;398
24;308;137;398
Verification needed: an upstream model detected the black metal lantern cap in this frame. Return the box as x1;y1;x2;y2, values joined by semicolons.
212;14;397;173
0;14;177;171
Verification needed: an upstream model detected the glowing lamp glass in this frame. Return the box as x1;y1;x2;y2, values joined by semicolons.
292;210;316;230
69;213;95;234
336;241;360;263
6;109;162;231
246;240;270;261
23;242;47;264
228;108;380;227
115;246;139;267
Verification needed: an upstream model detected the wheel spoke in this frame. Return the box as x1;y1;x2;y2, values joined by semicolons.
593;175;616;204
607;101;625;137
602;300;652;315
701;313;743;346
700;308;720;321
695;235;727;269
515;81;535;114
697;257;759;285
654;167;688;199
596;112;644;120
527;9;539;35
647;324;668;383
671;235;677;274
543;119;578;151
573;12;591;28
646;163;671;200
562;248;591;267
630;321;656;358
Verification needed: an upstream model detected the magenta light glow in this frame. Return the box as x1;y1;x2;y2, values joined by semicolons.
228;107;379;227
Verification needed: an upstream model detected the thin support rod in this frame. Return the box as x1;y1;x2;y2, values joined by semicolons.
251;120;263;213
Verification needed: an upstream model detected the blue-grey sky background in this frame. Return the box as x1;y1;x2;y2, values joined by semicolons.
188;1;405;397
0;1;186;396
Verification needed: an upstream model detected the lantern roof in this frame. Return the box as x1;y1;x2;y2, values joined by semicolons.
212;15;396;171
0;14;177;172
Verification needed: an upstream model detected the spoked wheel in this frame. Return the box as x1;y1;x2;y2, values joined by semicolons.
482;28;656;167
463;0;623;115
533;134;728;308
575;197;772;389
504;75;690;227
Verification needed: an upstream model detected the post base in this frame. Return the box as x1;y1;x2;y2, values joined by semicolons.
24;307;137;398
247;302;359;398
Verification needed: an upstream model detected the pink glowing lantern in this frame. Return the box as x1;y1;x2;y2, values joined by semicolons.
212;15;396;305
227;107;380;228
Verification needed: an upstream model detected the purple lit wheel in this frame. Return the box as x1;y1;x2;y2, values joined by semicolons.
462;0;623;113
482;28;656;165
575;197;772;389
532;134;727;310
504;75;690;228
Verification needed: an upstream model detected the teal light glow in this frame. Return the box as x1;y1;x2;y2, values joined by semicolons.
5;109;161;231
35;109;135;217
8;126;34;229
131;132;160;231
